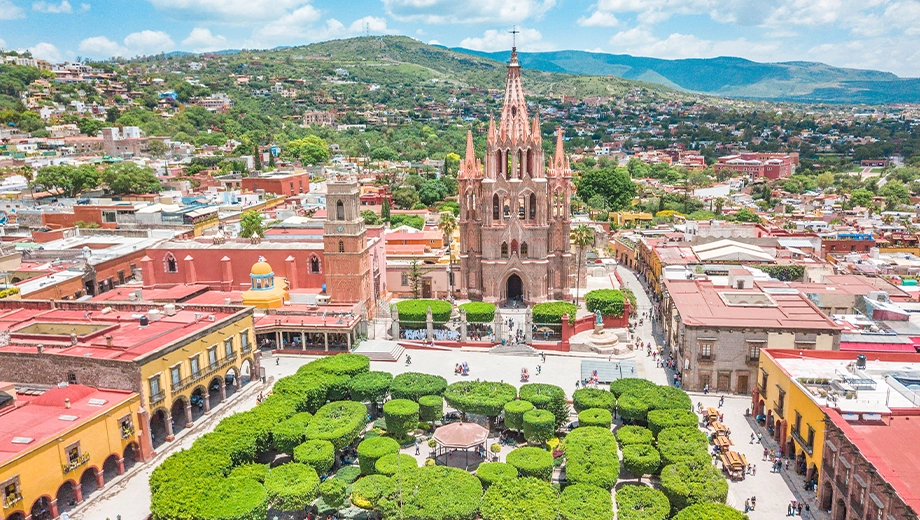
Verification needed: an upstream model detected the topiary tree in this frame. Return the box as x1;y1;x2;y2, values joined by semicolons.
459;302;496;322
657;427;710;466
522;409;556;445
481;477;559;520
390;372;448;402
149;448;232;495
584;289;627;317
650;385;692;412
300;353;370;378
395;299;452;326
572;388;615;413
615;485;670;520
293;439;336;475
622;444;661;481
532;301;578;325
348;371;393;409
358;436;400;475
383;398;420;439
150;476;268;520
306;400;368;450
264;462;320;512
647;408;698;437
229;462;270;483
617;387;655;423
559;484;613;520
660;460;729;512
475;462;518;488
319;477;348;509
418;394;444;423
564;426;619;489
378;465;483;520
609;378;657;398
443;381;517;427
506;446;554;481
375;453;419;476
616;425;654;447
351;474;396;510
577;408;612;430
272;411;313;454
672;503;749;520
519;383;569;428
272;375;328;413
503;399;535;432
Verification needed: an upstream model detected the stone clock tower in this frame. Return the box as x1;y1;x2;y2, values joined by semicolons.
323;180;375;317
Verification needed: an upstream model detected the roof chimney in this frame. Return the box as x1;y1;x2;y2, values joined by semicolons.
64;398;71;409
105;335;113;347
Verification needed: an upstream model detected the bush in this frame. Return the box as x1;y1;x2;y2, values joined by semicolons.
522;409;556;445
293;440;336;475
657;427;710;466
383;398;420;438
273;375;328;413
584;289;627;317
622;444;661;481
617;390;654;423
506;446;554;480
150;476;267;520
306;400;368;450
375;453;419;476
615;485;670;520
444;381;517;419
647;409;698;437
335;465;362;484
272;412;313;454
264;462;320;512
418;395;444;422
609;378;657;398
660;460;729;511
475;462;518;487
351;474;395;510
319;477;348;509
481;477;559;520
564;426;619;489
577;408;612;430
348;371;393;404
572;388;615;413
391;372;448;401
149;448;232;495
300;353;370;378
358;436;400;475
559;484;613;520
229;462;270;483
378;465;483;520
650;385;692;412
616;425;654;447
395;299;452;325
532;301;578;325
191;430;261;468
519;383;569;428
672;503;749;520
503;399;535;432
459;301;496;323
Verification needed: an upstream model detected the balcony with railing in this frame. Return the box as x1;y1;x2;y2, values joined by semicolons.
773;400;785;419
3;491;23;509
835;474;848;493
149;391;166;406
62;452;90;474
790;429;814;456
171;353;238;394
120;424;135;439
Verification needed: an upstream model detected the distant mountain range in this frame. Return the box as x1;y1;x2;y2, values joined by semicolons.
452;48;920;104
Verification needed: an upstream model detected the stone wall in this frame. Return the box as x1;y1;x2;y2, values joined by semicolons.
0;351;140;391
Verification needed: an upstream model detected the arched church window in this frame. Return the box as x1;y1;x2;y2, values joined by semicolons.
511;106;517;117
529;193;537;220
164;253;178;273
338;241;345;253
336;200;345;220
503;195;511;219
506;151;513;180
518;195;525;219
310;256;320;273
518;149;524;179
511;240;518;256
493;194;500;220
521;242;529;258
501;242;508;259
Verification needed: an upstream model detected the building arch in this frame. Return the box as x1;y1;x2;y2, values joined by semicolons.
80;466;100;500
102;453;120;482
529;192;537;220
336;200;345;220
492;194;500;220
163;252;178;273
208;376;224;409
225;366;240;399
240;357;254;385
123;442;140;472
501;269;526;304
190;385;207;421
149;407;169;448
30;495;54;520
338;240;344;253
5;510;25;520
309;255;321;274
500;242;508;259
55;480;78;516
510;240;519;256
521;242;529;258
170;397;190;434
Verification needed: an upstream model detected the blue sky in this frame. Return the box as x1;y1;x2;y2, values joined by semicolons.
3;0;920;76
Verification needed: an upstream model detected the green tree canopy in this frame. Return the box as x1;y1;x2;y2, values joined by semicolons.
33;164;100;198
285;135;330;164
101;162;161;194
239;210;266;238
576;167;637;210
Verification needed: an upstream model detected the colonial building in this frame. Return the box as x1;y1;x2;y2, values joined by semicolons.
458;48;573;304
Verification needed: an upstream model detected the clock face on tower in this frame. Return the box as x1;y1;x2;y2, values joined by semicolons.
337;225;344;232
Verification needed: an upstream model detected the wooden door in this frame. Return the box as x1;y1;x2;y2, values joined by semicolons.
717;372;731;392
737;374;749;395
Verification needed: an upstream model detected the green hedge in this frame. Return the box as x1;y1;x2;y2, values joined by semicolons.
481;477;559;520
560;484;614;520
577;408;612;430
319;477;348;509
190;431;260;468
532;301;578;325
418;395;444;422
616;425;654;447
584;289;626;317
378;465;483;520
609;378;657;398
273;374;328;413
149;448;232;495
293;439;335;475
150;477;267;520
617;389;655;422
228;463;270;483
650;386;693;412
564;426;619;489
348;371;393;404
272;412;313;454
615;485;670;520
358;436;400;475
504;399;534;432
475;462;518;488
572;388;615;413
523;409;556;445
375;453;419;476
647;409;698;437
335;465;361;484
519;383;569;428
396;299;452;325
383;398;419;438
305;400;368;450
300;353;370;378
506;446;554;481
657;427;710;466
660;460;729;512
391;372;448;401
672;503;749;520
622;444;661;481
264;462;320;512
444;381;517;418
351;474;395;510
459;301;496;323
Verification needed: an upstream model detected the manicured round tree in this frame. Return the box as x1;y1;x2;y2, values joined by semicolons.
615;485;670;520
609;377;657;398
351;474;395;510
647;408;698;437
395;299;452;327
616;425;654;447
672;503;749;520
383;398;419;439
293;439;335;475
418;395;444;423
660;460;729;511
264;462;320;512
377;465;483;520
481;477;559;520
577;408;612;429
559;484;613;520
564;426;619;489
300;353;370;378
522;409;556;445
506;446;554;481
306;400;368;450
150;476;268;520
443;381;517;426
657;427;710;466
229;462;270;483
476;462;518;488
650;385;693;412
584;289;627;317
519;383;569;428
319;477;348;509
572;388;615;413
348;371;393;405
617;388;655;422
318;373;351;401
358;436;400;475
149;448;232;494
503;399;535;432
375;453;419;476
390;372;448;401
273;375;329;413
272;411;313;454
622;444;662;481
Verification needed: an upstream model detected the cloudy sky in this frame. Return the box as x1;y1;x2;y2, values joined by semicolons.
3;0;920;76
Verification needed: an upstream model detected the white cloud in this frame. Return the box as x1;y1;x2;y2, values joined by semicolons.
79;36;126;57
577;11;620;27
428;39;442;46
252;4;323;42
253;12;391;45
80;2;90;10
79;30;176;58
459;27;551;51
33;0;72;12
149;0;316;21
0;0;25;19
181;27;227;52
609;28;780;61
383;0;556;24
29;42;63;62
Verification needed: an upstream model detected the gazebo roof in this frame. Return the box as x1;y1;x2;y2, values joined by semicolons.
432;421;489;449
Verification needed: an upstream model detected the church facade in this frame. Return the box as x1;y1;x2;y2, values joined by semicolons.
458;48;573;305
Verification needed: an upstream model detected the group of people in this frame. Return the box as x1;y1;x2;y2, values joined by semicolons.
454;362;470;376
787;500;808;517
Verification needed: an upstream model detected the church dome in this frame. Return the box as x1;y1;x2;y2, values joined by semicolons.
251;259;273;275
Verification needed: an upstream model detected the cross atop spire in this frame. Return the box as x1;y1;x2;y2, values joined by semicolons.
509;26;520;51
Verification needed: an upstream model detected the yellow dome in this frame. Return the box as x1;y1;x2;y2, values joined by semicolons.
251;260;273;275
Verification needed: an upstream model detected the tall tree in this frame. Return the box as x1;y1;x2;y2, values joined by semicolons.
254;143;262;171
576;168;637;211
570;225;595;306
381;197;391;223
33;164;101;198
406;258;433;299
239;210;266;238
101;163;160;195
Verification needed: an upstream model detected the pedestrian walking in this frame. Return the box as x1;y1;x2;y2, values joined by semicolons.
718;395;725;407
750;496;756;511
415;440;420;455
744;499;750;513
797;503;804;516
703;384;709;395
752;464;756;476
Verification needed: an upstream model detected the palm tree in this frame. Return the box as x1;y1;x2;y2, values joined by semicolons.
571;224;595;306
437;211;458;297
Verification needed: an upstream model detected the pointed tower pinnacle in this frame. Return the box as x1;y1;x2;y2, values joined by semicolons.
498;46;529;141
487;116;496;143
531;114;541;143
460;130;475;178
552;127;565;169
